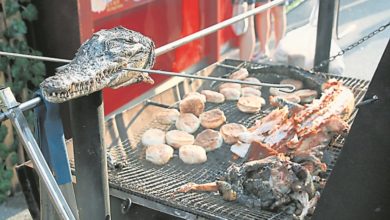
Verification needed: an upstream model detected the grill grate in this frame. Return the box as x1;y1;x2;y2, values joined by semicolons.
107;60;369;220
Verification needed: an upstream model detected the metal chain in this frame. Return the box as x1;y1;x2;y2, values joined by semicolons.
312;21;390;71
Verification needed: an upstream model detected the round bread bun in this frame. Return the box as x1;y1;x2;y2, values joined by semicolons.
241;87;262;97
269;87;288;96
141;128;166;147
201;90;225;103
179;95;205;116
145;144;174;165
242;77;261;89
220;123;247;144
166;130;195;149
199;109;226;129
219;83;241;91
175;113;200;133
183;92;206;103
229;68;249;80
280;78;303;90
293;89;318;103
220;88;241;100
194;129;223;152
237;96;263;113
179;145;207;164
155;108;180;125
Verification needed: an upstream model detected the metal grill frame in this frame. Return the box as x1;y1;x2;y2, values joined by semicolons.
105;59;370;220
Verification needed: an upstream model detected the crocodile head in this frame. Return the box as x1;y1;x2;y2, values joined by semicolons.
40;26;155;103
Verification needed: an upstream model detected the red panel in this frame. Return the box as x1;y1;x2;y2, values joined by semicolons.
77;0;240;115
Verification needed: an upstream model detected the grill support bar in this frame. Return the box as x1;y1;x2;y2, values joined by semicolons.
314;0;336;72
69;91;111;220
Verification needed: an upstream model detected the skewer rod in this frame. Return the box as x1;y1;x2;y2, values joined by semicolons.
124;67;296;92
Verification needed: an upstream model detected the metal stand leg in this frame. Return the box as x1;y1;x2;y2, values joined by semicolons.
69;91;111;220
314;0;336;72
0;88;75;220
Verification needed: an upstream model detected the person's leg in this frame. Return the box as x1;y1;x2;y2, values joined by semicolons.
255;0;271;57
239;3;256;60
270;4;286;48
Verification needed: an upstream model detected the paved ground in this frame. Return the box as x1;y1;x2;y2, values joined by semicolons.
286;0;390;80
0;192;32;220
1;1;389;219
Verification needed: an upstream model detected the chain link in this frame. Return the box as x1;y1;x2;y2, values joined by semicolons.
312;21;390;71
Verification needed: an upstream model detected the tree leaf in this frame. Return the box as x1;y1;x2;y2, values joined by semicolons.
4;20;27;38
4;0;20;17
21;4;38;22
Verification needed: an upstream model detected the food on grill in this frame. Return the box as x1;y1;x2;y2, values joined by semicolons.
241;87;261;97
145;144;174;165
280;78;303;90
237;96;263;113
238;79;354;154
178;155;320;218
179;95;205;116
177;80;355;219
155;108;180;125
175;113;200;134
166;130;195;149
220;123;247;144
272;94;301;104
194;129;223;152
183;92;207;103
242;77;261;89
199;109;226;129
179;145;207;164
230;142;250;158
219;82;241;91
269;87;287;96
229;68;249;80
293;89;318;103
220;88;241;101
200;90;225;103
246;140;278;161
141;128;165;147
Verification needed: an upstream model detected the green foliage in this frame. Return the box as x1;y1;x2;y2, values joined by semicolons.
4;0;20;16
4;20;27;38
21;4;38;22
0;0;46;203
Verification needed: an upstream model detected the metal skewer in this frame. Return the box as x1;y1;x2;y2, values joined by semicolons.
0;51;296;92
124;67;296;92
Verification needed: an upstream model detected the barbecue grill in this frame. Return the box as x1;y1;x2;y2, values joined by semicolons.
99;59;370;219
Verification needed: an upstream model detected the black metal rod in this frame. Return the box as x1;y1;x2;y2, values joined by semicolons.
69;91;110;220
314;0;336;72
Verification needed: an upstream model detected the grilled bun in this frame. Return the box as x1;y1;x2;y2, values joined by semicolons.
201;90;225;103
183;92;206;103
145;144;174;165
179;95;205;116
179;145;207;164
280;78;303;90
155;108;180;125
229;68;249;80
166;130;195;149
194;129;223;152
175;113;200;134
220;123;247;144
199;109;226;129
237;96;263;113
220;88;241;101
141;128;166;147
242;77;261;89
241;87;262;97
219;83;241;91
